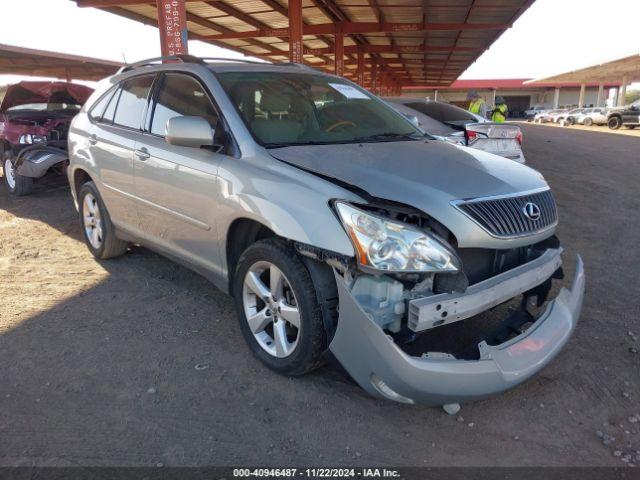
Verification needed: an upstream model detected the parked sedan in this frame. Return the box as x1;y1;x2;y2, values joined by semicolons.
385;97;525;163
574;107;607;126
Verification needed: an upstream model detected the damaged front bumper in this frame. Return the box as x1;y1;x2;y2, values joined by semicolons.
329;254;585;406
15;146;68;178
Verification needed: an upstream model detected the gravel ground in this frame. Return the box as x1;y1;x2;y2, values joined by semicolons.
0;124;639;467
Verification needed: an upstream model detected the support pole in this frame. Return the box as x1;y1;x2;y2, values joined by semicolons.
357;50;365;86
578;83;586;107
434;89;438;101
371;62;378;94
156;0;188;56
596;83;604;107
553;87;560;109
334;30;344;76
618;76;628;106
288;0;303;63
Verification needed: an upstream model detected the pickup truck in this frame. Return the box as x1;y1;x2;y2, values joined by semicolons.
605;100;640;130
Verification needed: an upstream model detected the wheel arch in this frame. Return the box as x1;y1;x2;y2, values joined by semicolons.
226;217;277;294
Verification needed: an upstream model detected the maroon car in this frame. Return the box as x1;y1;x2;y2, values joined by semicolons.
1;81;93;195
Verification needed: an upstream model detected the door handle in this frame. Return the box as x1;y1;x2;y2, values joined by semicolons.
88;134;98;145
134;148;150;161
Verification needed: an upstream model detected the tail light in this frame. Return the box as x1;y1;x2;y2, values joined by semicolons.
516;131;523;146
465;129;478;145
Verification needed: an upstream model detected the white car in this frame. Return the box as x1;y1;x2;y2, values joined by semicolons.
525;106;547;120
574;107;608;126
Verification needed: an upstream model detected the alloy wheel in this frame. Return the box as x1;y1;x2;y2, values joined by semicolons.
242;261;301;358
83;193;103;249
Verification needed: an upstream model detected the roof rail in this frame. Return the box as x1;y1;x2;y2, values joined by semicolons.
116;54;204;74
198;57;269;65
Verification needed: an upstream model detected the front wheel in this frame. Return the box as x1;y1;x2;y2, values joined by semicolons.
78;181;128;259
3;153;33;196
233;239;326;376
608;116;622;130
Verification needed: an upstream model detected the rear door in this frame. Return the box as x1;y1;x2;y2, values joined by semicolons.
133;72;226;272
89;74;155;235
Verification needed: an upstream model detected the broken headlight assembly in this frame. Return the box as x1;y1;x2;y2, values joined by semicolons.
335;201;460;273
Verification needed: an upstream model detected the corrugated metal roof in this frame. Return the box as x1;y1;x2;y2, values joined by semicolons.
70;0;536;87
0;43;121;81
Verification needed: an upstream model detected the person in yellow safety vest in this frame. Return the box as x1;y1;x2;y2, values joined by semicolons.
491;96;509;123
467;90;488;118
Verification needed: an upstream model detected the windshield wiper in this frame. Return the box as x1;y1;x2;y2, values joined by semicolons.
351;132;423;143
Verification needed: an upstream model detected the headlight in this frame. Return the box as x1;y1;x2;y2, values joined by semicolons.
19;134;46;145
335;201;460;273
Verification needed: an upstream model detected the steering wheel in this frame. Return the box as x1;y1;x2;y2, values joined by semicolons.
325;120;357;132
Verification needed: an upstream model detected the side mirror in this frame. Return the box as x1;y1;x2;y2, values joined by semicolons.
165;116;215;148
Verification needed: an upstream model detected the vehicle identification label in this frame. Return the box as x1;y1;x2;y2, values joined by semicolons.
328;83;370;100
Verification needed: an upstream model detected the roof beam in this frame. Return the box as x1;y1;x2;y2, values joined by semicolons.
289;44;479;56
204;22;507;39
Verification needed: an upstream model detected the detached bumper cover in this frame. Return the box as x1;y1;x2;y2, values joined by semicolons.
329;255;585;405
15;146;68;178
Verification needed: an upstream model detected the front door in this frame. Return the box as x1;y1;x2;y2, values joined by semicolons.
133;73;226;274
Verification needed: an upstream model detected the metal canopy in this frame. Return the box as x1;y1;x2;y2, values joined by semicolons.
0;43;121;81
71;0;535;91
526;53;640;84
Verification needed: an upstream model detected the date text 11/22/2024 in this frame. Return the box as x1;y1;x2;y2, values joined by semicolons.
232;468;401;478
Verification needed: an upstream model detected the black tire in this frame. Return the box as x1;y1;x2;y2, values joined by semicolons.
78;181;128;259
583;117;593;127
625;125;637;130
233;238;326;376
608;116;622;130
3;152;33;196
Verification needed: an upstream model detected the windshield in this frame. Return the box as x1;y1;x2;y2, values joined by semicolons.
216;71;423;147
6;103;81;112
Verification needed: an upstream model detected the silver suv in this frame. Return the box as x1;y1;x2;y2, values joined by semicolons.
68;56;585;407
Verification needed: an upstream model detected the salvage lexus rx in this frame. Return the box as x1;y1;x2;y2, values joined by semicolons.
67;56;585;407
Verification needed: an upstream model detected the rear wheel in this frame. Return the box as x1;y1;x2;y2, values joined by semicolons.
625;125;637;130
3;153;33;196
608;116;622;130
78;181;128;259
583;117;593;127
233;239;326;376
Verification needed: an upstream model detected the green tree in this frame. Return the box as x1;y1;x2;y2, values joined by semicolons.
626;89;640;104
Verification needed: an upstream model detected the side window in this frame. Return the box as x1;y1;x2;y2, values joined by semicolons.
112;75;154;130
102;87;121;124
88;87;117;122
150;73;219;136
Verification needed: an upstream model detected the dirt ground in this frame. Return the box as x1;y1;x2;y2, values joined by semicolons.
1;124;639;467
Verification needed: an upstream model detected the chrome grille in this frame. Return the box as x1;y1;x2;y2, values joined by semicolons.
455;189;557;238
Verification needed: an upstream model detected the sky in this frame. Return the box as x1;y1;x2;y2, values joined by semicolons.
0;0;638;87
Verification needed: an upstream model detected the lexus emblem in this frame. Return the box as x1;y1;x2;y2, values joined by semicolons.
523;202;541;221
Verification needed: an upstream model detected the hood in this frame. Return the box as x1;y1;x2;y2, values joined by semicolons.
0;81;93;112
269;140;548;242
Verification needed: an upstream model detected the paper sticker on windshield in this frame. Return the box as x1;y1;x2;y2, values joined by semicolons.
328;83;370;100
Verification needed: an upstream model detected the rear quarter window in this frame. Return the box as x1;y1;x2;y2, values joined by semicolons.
88;86;118;122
